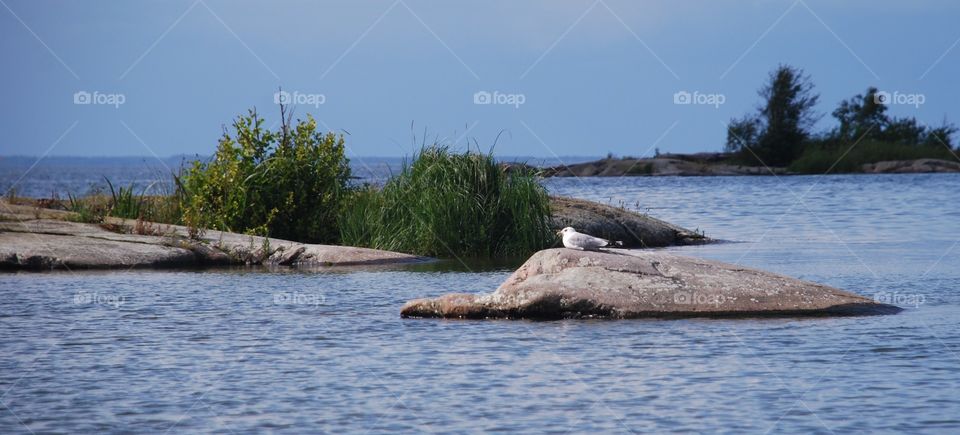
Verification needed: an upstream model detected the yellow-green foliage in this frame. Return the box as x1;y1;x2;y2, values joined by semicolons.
178;109;350;243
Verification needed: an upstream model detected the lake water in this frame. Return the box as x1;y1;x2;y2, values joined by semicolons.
0;155;589;198
2;167;959;433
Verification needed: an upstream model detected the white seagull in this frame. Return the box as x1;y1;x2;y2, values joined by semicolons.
557;227;622;251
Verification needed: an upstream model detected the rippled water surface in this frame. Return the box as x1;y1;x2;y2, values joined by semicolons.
2;173;959;433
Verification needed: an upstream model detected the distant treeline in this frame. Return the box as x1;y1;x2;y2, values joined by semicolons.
725;64;957;173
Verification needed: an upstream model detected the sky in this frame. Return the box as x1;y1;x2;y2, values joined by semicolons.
1;0;958;158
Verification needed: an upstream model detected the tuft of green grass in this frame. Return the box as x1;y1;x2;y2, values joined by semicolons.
339;145;554;258
105;177;145;220
788;141;957;174
59;176;183;225
66;191;107;223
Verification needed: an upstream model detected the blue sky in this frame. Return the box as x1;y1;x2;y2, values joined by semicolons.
1;0;958;158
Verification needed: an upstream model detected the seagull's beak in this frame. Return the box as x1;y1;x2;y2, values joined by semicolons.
555;229;563;236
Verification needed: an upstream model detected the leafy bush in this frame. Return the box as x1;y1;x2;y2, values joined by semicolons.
338;145;553;258
178;108;350;243
788;140;957;174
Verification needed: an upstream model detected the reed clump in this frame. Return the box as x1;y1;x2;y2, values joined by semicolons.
339;146;553;258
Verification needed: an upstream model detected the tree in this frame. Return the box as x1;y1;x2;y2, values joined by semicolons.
755;65;820;166
725;115;761;153
830;87;887;143
880;117;925;145
922;121;958;148
827;87;958;148
726;65;820;166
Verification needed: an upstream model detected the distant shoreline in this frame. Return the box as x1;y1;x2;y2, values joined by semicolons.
534;153;960;177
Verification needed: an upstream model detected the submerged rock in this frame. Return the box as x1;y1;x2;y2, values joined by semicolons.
401;249;901;319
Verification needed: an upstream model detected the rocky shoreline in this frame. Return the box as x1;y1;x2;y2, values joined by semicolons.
2;198;902;319
538;154;960;177
860;158;960;174
0;195;705;271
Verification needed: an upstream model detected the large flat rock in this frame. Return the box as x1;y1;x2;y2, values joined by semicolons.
0;231;204;269
401;248;901;319
0;201;427;271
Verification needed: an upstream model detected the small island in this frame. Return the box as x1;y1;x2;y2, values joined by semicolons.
539;153;960;177
544;65;958;177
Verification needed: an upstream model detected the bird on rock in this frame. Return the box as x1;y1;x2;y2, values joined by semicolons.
557;227;623;251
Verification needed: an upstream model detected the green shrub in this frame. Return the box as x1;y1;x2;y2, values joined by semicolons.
626;162;654;175
339;146;553;258
788;140;957;174
178;108;350;243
